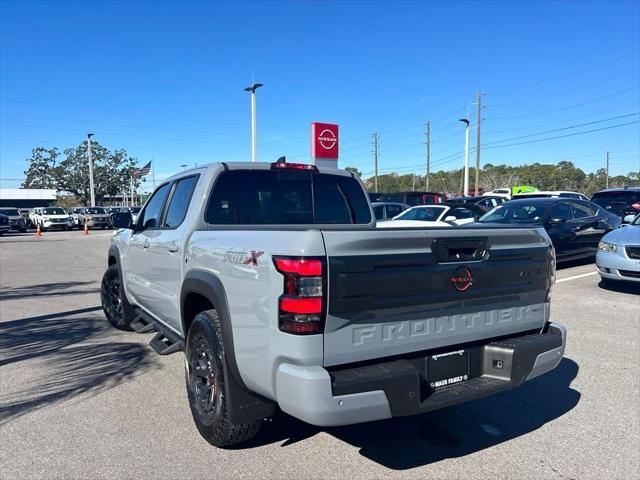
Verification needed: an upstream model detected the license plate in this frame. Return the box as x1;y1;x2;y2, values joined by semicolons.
427;349;469;389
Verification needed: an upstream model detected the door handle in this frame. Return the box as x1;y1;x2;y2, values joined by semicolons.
142;241;150;249
168;243;179;253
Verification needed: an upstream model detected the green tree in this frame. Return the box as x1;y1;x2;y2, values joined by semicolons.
22;141;141;205
344;166;363;178
22;147;60;189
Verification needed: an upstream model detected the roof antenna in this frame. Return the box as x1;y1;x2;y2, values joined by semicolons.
276;156;286;164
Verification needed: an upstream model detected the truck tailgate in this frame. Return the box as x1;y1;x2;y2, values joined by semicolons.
321;227;552;367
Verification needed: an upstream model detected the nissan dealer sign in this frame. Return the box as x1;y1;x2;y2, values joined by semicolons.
311;122;339;167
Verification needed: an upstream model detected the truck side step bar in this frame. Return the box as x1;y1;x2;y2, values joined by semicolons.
130;313;156;334
133;308;184;355
149;331;184;355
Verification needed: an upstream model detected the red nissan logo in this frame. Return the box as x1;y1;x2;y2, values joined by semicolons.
318;129;337;150
450;267;473;292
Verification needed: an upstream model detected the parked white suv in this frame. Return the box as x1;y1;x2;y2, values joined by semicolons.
36;207;73;231
102;161;566;447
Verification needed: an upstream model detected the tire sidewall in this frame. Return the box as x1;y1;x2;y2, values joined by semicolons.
185;314;226;434
101;264;134;330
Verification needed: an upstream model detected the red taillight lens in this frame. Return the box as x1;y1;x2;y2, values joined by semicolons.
274;257;325;335
631;203;640;210
280;297;322;314
274;258;322;276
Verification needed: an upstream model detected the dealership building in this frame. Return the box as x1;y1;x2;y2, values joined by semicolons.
0;188;57;208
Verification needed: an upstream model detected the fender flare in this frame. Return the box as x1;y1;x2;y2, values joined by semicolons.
108;244;120;265
181;270;275;424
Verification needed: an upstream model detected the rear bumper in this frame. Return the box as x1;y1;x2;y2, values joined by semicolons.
274;322;566;427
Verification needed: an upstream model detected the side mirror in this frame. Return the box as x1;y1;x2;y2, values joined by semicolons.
444;215;457;222
548;217;566;225
112;211;133;229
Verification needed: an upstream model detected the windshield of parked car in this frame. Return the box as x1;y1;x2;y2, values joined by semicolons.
479;202;550;224
42;208;66;215
0;208;20;216
86;208;106;214
394;206;447;221
130;207;141;213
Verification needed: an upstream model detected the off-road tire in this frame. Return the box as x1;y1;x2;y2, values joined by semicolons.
100;264;136;330
185;310;262;447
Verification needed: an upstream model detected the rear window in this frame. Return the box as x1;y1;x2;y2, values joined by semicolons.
205;170;371;225
591;191;640;206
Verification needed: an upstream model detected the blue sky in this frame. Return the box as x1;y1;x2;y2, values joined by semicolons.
1;0;639;190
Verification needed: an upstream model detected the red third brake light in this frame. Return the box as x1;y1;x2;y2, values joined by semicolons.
271;162;318;171
273;257;325;335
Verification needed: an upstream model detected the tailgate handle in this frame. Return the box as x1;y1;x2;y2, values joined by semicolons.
431;238;489;263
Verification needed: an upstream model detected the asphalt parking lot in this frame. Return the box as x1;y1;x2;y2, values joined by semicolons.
1;230;638;479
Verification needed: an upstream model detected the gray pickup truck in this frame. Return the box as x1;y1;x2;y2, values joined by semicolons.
102;161;566;447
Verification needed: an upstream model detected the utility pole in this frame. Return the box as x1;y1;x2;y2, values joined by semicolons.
459;119;470;196
87;133;95;207
474;91;482;195
425;121;431;191
244;82;264;162
372;133;379;192
606;151;610;188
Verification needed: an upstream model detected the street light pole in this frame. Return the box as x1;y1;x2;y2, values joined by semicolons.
244;83;264;162
459;119;470;196
87;133;95;207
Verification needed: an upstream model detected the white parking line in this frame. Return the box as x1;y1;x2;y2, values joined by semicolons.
557;271;598;283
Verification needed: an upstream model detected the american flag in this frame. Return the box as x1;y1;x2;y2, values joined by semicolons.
132;161;152;177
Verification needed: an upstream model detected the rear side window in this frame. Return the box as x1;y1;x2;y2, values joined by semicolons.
549;202;574;221
386;205;405;218
571;201;597;219
163;176;199;228
373;205;385;220
205;170;371;225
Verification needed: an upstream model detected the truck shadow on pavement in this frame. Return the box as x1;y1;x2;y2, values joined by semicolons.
0;281;99;301
249;358;580;470
0;307;156;424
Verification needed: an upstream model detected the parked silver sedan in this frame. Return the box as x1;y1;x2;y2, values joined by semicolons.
596;214;640;283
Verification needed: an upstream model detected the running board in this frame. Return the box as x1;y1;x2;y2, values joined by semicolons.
149;331;184;355
130;312;156;333
133;308;184;355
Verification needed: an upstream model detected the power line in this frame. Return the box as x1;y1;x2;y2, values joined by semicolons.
488;84;640;119
487;66;640;107
484;120;640;150
483;112;639;146
487;50;639;95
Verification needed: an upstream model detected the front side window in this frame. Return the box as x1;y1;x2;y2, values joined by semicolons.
138;183;171;230
205;170;371;225
163;176;199;228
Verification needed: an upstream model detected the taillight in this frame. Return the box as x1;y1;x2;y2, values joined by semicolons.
631;203;640;210
274;257;325;335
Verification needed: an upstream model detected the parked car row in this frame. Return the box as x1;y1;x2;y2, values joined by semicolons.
0;205;144;233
